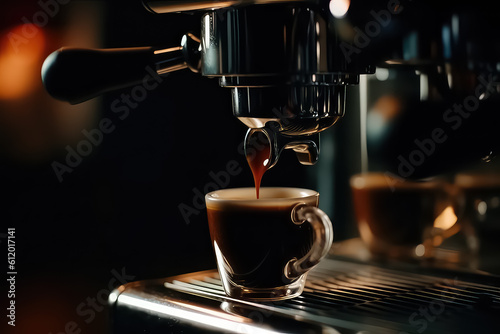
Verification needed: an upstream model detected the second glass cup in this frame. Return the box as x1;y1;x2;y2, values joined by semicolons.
350;173;458;260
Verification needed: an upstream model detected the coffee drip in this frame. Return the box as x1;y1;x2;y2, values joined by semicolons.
245;131;271;199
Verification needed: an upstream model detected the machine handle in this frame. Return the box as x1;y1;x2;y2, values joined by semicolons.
41;33;201;104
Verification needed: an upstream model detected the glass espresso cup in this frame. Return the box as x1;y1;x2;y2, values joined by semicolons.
350;173;455;259
206;187;334;301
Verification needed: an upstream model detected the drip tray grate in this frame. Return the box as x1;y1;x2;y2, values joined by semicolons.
113;258;500;334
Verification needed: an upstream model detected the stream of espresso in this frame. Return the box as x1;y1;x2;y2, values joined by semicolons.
246;134;271;199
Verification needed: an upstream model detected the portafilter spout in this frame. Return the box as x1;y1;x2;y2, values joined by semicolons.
245;124;320;170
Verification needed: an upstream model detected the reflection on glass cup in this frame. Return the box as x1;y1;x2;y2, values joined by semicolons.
205;187;334;301
350;173;457;259
455;173;500;254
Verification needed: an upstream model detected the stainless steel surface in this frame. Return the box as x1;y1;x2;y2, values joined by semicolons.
143;0;308;14
199;5;362;166
110;257;500;333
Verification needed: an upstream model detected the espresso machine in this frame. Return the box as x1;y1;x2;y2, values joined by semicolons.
42;0;500;176
41;0;500;333
42;0;372;169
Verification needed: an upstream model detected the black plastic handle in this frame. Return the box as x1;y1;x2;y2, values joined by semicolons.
42;47;161;104
41;34;201;104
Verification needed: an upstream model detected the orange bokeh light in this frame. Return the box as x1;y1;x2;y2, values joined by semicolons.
0;24;46;99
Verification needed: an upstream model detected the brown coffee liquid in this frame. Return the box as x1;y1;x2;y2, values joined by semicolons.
207;205;313;288
352;186;438;246
246;135;271;199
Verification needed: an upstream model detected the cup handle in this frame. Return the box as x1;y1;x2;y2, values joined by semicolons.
284;204;334;280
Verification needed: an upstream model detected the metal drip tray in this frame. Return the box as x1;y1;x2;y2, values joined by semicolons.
110;258;500;333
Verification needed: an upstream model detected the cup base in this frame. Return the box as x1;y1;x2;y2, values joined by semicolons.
222;274;308;301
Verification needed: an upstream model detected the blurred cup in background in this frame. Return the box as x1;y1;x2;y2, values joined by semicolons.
350;173;459;260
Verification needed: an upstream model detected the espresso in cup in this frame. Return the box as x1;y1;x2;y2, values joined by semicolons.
350;173;450;259
206;187;333;301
